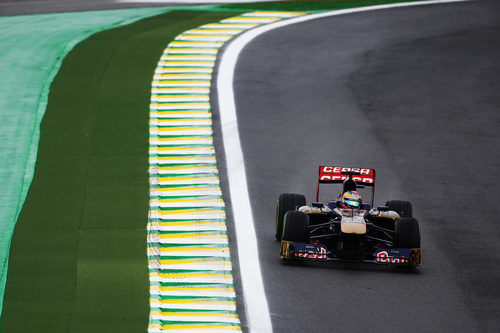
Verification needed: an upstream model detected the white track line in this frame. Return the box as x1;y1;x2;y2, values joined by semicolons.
117;0;276;3
216;1;470;332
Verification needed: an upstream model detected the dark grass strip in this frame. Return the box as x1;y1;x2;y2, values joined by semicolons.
0;9;242;333
220;0;428;12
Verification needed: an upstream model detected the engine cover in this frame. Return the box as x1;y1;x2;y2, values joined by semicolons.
340;213;366;234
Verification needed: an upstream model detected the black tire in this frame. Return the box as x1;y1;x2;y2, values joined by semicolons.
386;200;413;218
395;217;420;248
275;193;306;241
282;211;309;243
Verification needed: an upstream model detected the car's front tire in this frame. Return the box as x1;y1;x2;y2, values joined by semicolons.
275;193;306;241
395;217;420;248
282;211;309;243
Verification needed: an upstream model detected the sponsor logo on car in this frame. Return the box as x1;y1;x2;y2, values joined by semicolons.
321;166;372;175
376;250;408;263
318;166;375;184
295;245;327;259
320;174;374;183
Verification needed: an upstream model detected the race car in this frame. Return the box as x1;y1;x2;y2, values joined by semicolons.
275;166;421;268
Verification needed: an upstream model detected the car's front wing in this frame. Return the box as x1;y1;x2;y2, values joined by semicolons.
280;240;421;267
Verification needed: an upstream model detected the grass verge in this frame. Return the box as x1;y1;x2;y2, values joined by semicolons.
219;0;429;12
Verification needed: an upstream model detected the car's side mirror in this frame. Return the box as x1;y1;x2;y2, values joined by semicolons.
328;201;337;209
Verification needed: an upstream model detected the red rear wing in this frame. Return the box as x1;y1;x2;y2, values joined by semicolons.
316;166;376;204
318;166;376;185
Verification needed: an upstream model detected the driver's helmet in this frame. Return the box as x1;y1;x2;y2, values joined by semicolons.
341;191;362;209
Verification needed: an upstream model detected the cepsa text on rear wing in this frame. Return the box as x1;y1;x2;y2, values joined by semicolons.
316;166;376;205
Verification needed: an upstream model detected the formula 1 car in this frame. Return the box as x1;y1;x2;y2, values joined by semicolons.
275;166;421;268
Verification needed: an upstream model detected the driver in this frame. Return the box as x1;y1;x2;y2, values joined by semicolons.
340;191;362;210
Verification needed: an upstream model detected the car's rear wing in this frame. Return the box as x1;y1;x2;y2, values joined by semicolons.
316;166;376;205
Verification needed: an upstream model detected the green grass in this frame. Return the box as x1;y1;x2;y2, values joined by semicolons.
219;0;427;12
0;10;242;333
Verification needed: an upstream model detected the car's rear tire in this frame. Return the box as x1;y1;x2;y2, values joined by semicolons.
395;217;420;248
386;200;413;218
275;193;306;241
282;211;309;243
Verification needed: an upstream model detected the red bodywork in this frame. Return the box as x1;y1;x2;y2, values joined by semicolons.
315;166;376;206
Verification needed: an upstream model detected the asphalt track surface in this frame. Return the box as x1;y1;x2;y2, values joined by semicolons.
214;0;500;332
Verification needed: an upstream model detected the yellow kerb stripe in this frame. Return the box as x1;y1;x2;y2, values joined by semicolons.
157;299;235;305
150;311;239;319
157;233;228;239
151;272;233;278
152;80;210;84
151;286;235;292
148;245;228;252
152;87;210;91
153;198;223;203
170;41;223;45
189;29;244;33
181;34;234;38
154;186;219;191
155;74;211;78
152;130;214;136
165;55;216;59
160;60;215;64
227;17;280;21
149;324;240;331
166;48;219;52
153;174;217;178
149;165;217;171
154;259;230;264
152;128;212;133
